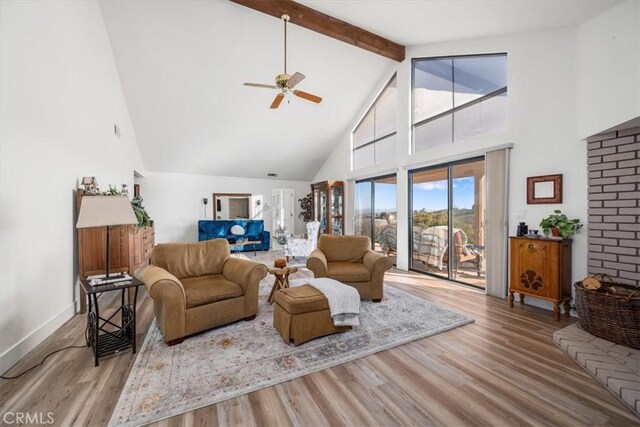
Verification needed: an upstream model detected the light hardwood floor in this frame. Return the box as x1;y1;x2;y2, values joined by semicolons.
2;268;638;426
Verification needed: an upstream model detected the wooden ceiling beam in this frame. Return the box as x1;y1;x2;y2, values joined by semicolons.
229;0;405;62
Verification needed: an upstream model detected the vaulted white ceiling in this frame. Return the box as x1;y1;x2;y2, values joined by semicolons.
299;0;620;46
99;1;392;181
99;0;619;181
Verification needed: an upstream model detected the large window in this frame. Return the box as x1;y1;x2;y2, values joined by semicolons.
412;54;507;152
352;75;397;169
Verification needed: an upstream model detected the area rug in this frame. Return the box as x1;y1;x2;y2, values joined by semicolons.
554;323;640;417
235;250;308;267
110;282;473;426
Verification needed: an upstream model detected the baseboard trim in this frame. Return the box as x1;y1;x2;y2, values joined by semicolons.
0;303;75;375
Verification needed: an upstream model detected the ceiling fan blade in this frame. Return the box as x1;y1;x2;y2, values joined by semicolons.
270;93;285;109
294;90;322;104
244;82;278;89
287;72;306;89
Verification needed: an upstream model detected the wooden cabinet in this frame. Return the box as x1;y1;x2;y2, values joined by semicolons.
76;189;154;313
142;226;155;262
132;225;155;268
311;180;344;235
509;236;572;320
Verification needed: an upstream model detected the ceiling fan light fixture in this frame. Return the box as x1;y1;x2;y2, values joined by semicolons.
242;13;322;109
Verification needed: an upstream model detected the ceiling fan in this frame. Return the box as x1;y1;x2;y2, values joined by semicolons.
243;14;323;109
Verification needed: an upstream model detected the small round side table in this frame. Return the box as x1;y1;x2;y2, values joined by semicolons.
267;266;298;304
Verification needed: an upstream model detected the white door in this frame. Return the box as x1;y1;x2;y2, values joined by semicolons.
272;189;295;246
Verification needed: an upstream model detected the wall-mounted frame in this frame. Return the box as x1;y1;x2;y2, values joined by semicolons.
213;193;252;219
527;174;562;204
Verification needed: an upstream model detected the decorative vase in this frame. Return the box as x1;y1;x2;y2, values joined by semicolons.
551;227;561;237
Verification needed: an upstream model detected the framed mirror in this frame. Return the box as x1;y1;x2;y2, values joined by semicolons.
213;193;252;219
527;174;562;204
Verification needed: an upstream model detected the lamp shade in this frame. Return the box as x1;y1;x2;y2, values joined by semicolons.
76;196;138;228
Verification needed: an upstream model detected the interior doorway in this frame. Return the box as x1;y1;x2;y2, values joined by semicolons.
272;188;295;247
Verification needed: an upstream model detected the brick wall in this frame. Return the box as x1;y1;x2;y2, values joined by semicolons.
587;126;640;287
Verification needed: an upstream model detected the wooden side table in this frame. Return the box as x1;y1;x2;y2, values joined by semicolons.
79;277;144;366
267;266;298;304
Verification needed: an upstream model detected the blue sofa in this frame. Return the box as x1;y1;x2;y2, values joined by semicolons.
198;220;270;252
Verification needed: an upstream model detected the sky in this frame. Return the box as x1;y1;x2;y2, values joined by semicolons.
355;177;476;214
413;177;476;211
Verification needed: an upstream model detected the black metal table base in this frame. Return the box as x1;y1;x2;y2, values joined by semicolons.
85;286;139;367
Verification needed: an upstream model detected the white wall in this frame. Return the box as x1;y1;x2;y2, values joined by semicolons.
138;172;311;244
577;0;640;139
0;1;144;373
315;26;592;311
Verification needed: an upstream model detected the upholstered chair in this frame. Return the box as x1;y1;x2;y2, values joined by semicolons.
140;239;268;345
284;221;321;260
306;235;393;302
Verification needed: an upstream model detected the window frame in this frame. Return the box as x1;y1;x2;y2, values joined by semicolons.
352;73;398;170
411;53;507;153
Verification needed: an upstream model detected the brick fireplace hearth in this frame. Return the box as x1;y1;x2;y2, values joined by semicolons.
587;126;640;287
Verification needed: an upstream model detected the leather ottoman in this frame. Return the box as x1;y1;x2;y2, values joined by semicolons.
273;285;351;345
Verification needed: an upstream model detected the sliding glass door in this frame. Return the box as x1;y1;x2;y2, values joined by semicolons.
354;182;372;236
410;166;449;279
354;174;397;264
410;158;485;288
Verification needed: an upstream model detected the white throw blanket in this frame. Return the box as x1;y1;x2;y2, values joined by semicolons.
306;278;361;327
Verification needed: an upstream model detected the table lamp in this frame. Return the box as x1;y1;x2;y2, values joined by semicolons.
76;195;138;280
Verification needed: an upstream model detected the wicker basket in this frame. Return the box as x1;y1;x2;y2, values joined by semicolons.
575;276;640;349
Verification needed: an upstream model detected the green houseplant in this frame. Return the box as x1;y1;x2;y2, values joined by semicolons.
101;185;153;228
298;193;313;222
131;196;153;228
539;210;583;238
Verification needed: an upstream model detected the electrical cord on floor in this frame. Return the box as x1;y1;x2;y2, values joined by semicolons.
0;345;87;380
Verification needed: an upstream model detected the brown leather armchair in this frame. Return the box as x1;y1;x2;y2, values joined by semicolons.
140;239;268;345
306;235;393;302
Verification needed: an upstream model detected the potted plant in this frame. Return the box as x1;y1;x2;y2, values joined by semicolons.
298;193;313;222
539;210;583;238
103;185;153;228
131;196;153;228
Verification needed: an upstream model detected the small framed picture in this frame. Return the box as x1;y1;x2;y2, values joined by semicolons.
527;174;562;204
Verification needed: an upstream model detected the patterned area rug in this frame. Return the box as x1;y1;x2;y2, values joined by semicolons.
110;281;473;426
234;250;307;267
